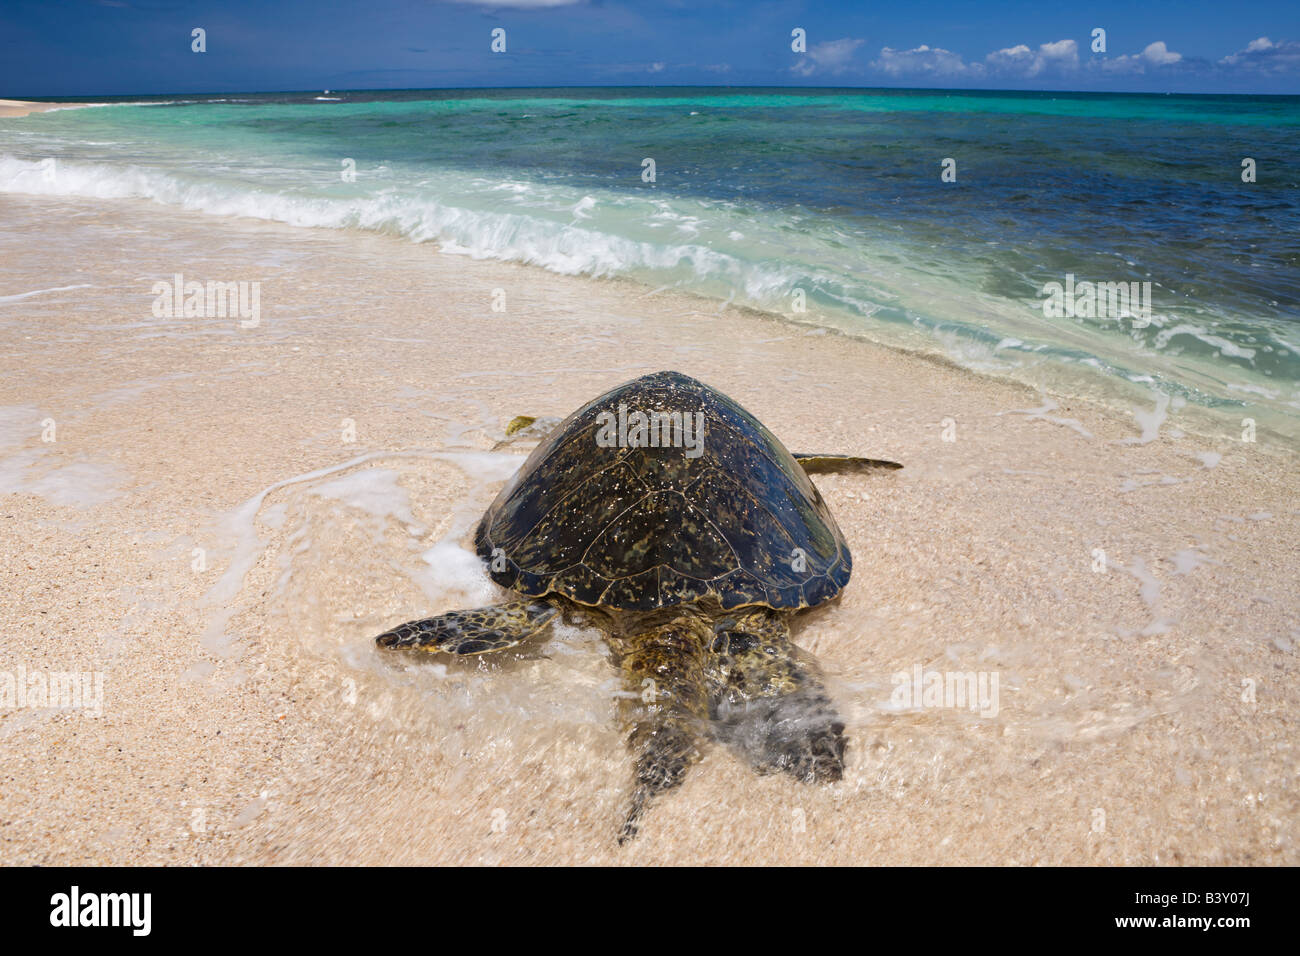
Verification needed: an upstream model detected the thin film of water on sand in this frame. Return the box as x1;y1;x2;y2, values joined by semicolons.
185;393;1229;850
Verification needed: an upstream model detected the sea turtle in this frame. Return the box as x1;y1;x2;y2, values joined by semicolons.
375;370;900;841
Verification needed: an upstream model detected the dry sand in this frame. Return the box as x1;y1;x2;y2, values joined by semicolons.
0;100;89;119
0;192;1296;865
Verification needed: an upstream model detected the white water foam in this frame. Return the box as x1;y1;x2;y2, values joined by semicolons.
0;283;92;303
998;395;1093;438
0;404;123;508
0;154;785;299
1117;391;1171;446
309;469;419;529
197;448;527;655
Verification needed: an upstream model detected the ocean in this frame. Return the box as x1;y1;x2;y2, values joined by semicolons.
2;87;1298;437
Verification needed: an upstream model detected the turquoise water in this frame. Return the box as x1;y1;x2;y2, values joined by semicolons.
3;87;1298;433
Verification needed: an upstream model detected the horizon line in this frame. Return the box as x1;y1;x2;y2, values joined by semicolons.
7;83;1299;102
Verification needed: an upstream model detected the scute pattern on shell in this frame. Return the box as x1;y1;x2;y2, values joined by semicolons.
475;371;851;611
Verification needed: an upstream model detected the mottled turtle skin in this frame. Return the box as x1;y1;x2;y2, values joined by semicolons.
476;370;851;613
375;370;900;842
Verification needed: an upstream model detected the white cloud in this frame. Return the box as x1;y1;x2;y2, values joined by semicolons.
1100;40;1185;73
869;38;1080;80
648;62;665;73
872;44;975;78
859;33;1300;83
1141;41;1182;66
985;44;1031;68
793;37;866;77
1219;36;1300;71
986;38;1078;77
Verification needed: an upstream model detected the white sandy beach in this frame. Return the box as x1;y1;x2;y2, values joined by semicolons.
0;191;1296;865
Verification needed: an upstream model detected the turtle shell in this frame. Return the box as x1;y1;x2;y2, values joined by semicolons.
475;371;851;611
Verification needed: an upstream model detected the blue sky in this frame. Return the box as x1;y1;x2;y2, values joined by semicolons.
2;0;1299;96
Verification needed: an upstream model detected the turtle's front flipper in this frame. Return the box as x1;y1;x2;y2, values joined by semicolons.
794;453;902;474
374;599;557;655
492;415;564;449
706;608;846;783
611;617;712;843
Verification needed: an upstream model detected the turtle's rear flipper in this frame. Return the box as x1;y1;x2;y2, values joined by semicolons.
706;609;846;784
794;453;902;474
612;618;712;844
374;599;557;655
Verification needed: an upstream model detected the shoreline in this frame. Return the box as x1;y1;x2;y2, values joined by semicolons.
0;179;1285;449
0;94;1294;443
0;191;1296;865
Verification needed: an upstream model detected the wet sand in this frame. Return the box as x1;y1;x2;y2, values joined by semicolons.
0;192;1296;865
